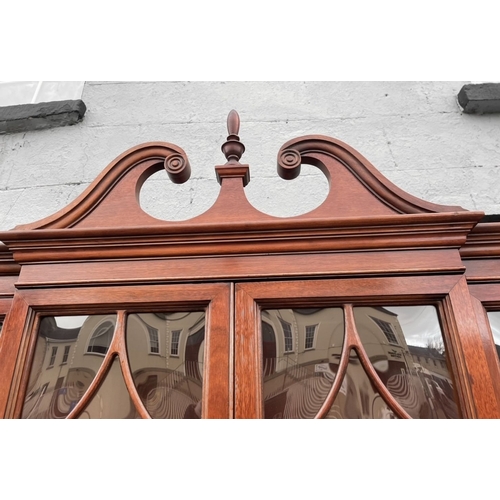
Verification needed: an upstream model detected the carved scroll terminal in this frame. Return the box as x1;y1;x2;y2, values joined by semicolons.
164;152;191;184
277;148;302;180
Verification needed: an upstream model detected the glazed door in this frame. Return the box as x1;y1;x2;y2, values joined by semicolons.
235;276;500;419
0;283;232;419
2;276;499;419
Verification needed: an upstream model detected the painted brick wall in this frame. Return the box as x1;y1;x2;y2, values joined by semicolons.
1;81;499;230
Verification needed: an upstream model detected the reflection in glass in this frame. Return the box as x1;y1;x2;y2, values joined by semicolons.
261;308;344;418
487;311;500;361
326;352;397;419
78;358;137;418
22;315;116;419
126;312;205;419
354;306;459;419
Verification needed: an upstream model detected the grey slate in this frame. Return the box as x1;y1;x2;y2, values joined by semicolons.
0;99;86;134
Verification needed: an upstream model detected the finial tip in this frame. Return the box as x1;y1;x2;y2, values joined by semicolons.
227;110;240;136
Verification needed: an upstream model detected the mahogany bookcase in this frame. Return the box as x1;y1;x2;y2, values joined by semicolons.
0;111;499;419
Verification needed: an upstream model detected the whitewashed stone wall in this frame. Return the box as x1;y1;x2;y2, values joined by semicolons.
1;81;499;231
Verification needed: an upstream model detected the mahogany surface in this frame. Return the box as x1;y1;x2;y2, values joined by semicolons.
1;110;500;418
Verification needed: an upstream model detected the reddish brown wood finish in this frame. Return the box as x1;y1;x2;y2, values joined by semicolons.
441;277;500;417
1;110;499;418
0;246;18;325
234;276;495;418
469;284;500;305
461;222;500;260
276;135;468;215
0;284;232;419
13;249;464;289
468;295;500;411
461;221;500;403
463;222;500;285
234;285;262;419
0;293;32;418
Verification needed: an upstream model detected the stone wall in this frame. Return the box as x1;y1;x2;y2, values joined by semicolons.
1;81;499;230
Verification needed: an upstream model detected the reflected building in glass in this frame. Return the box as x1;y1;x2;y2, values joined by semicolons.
22;312;205;419
22;305;459;419
262;306;459;419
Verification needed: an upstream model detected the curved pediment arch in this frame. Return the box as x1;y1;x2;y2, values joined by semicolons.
277;135;466;216
14;141;192;230
13;111;470;233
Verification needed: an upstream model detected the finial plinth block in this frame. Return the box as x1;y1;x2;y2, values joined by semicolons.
215;164;250;187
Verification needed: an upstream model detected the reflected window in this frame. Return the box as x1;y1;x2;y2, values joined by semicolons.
279;319;293;353
146;325;159;354
370;316;399;345
171;330;181;356
87;320;114;355
62;346;70;364
305;324;317;350
48;347;58;367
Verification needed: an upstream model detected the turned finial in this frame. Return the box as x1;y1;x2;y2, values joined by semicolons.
221;110;245;163
227;109;240;136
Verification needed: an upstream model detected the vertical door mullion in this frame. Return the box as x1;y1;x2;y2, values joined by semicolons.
444;276;500;418
234;284;263;418
0;292;32;418
201;284;233;418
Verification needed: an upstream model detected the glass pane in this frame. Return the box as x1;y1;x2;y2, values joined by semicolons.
354;306;459;419
127;312;205;419
325;351;398;419
487;311;500;361
261;308;344;418
0;81;84;106
22;314;116;419
34;81;84;103
0;81;38;106
78;358;137;419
